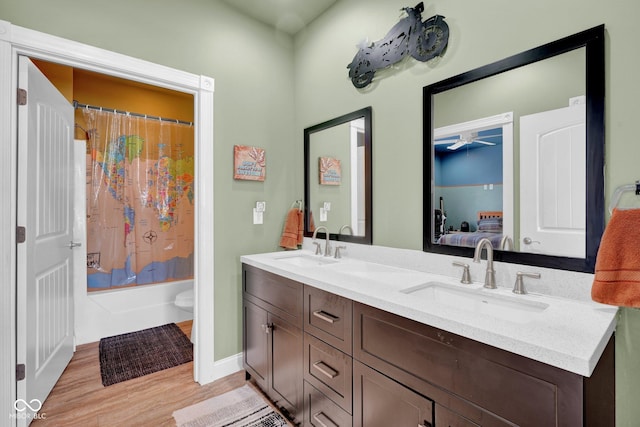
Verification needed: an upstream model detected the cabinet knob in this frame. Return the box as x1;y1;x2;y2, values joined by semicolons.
418;422;433;427
261;323;273;334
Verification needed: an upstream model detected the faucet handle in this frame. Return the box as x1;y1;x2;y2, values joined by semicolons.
334;245;347;259
452;261;472;284
513;271;541;294
312;241;322;255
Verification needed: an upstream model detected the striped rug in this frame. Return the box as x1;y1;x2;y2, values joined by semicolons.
173;384;288;427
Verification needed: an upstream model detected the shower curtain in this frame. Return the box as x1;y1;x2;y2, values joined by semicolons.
82;108;195;290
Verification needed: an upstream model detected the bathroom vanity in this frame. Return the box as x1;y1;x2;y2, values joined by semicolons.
241;250;616;426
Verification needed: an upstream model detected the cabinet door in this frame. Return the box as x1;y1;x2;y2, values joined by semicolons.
271;312;304;422
243;299;268;391
436;404;480;427
353;361;433;427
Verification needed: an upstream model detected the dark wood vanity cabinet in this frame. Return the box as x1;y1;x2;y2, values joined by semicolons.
353;302;615;427
242;265;304;423
242;264;615;427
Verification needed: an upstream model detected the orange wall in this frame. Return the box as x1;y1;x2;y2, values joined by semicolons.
32;59;194;141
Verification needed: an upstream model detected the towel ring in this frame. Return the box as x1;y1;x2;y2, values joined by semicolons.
609;181;640;214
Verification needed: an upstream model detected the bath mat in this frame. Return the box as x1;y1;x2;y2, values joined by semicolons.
172;384;288;427
99;323;192;386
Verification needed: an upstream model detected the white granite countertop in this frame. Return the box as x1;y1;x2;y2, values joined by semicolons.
241;249;618;377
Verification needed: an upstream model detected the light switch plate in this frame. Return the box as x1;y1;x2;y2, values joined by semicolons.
319;208;327;222
253;208;263;224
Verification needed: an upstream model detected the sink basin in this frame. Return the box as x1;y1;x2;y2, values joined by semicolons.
274;254;338;267
400;282;549;323
324;261;432;288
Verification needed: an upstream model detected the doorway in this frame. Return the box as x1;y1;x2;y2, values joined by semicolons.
32;60;197;344
1;21;217;425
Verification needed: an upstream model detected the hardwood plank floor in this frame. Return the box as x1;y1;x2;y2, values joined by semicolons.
30;321;287;427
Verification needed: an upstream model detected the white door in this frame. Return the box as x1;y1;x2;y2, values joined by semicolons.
520;103;586;258
16;56;75;424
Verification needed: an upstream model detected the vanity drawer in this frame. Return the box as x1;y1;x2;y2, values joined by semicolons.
304;381;352;427
304;285;353;354
304;333;353;413
243;264;303;327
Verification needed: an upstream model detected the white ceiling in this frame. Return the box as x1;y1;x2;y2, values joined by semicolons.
221;0;338;34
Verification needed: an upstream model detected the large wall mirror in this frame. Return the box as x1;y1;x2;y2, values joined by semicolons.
423;25;605;272
304;107;372;244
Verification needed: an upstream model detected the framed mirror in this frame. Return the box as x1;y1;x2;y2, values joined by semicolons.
304;107;372;244
423;25;604;273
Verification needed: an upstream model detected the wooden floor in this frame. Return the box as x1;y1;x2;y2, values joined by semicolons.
31;321;280;427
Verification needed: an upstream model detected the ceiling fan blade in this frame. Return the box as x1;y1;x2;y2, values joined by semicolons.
446;140;467;150
473;139;496;146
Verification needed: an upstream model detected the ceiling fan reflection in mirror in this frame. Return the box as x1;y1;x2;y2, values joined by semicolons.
435;128;503;151
446;131;500;150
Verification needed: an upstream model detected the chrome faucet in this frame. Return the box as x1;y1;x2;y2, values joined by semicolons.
339;224;353;235
473;238;496;289
312;226;331;257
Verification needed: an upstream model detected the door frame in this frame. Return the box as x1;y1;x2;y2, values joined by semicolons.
0;20;217;423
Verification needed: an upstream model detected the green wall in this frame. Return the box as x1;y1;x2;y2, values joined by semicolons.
3;0;640;424
0;0;298;360
293;0;640;424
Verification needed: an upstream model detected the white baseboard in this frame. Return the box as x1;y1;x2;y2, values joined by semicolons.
213;352;243;380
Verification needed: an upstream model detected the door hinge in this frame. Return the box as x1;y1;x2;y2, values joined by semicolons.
17;88;27;105
16;364;25;381
16;226;26;244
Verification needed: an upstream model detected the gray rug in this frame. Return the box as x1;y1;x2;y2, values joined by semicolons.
173;384;288;427
99;323;193;386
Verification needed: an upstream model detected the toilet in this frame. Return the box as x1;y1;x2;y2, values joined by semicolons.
174;289;195;343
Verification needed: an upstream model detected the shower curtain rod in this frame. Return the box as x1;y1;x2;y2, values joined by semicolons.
73;100;193;126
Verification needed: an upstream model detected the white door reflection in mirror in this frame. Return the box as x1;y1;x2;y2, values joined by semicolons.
520;101;586;258
350;118;366;235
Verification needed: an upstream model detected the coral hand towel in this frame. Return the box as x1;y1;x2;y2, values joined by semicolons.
591;208;640;307
280;208;302;250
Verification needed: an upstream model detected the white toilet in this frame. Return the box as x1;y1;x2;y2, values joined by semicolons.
174;289;195;343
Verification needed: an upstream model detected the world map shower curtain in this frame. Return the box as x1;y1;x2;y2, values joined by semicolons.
82;108;195;290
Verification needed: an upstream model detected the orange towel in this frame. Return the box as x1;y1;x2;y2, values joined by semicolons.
280;208;302;250
591;208;640;307
297;209;304;246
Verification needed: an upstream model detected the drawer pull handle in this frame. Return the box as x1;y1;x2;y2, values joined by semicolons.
313;310;338;324
313;361;338;379
313;411;338;427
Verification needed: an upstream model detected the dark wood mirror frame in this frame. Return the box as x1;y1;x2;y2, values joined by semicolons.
423;25;605;273
304;107;373;244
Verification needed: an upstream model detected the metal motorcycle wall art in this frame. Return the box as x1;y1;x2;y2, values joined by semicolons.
347;2;449;88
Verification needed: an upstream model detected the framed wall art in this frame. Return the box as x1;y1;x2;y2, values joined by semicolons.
234;145;266;181
319;156;341;185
